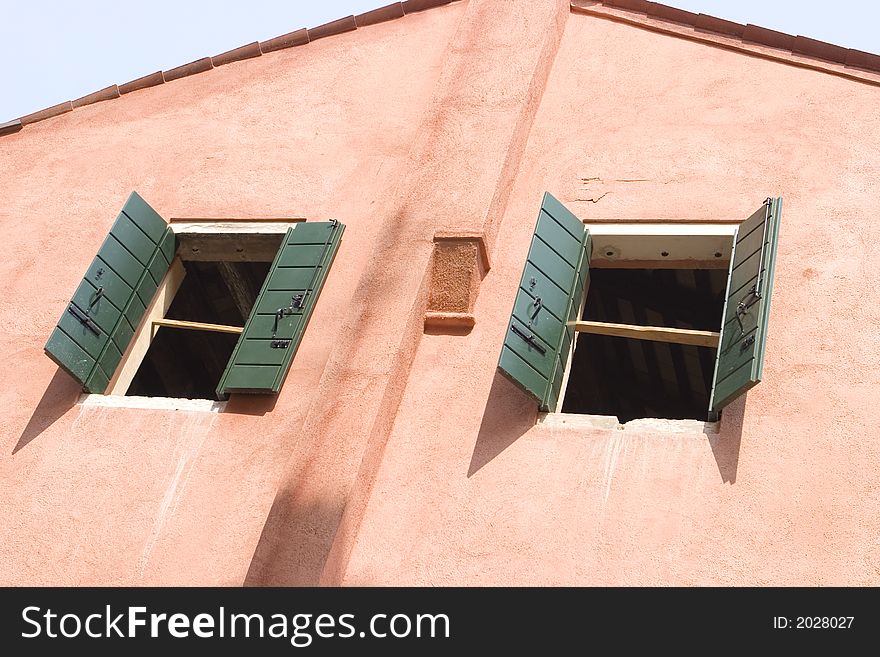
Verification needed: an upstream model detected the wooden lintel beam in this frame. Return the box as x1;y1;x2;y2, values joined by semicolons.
176;233;284;262
574;320;719;348
153;318;244;335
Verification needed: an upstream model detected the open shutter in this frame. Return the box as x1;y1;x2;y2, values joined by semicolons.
709;197;783;414
497;192;590;412
44;192;175;393
216;220;344;397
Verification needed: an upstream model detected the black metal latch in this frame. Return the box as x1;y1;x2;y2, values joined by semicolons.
67;286;104;336
270;308;291;349
511;324;546;355
733;283;761;347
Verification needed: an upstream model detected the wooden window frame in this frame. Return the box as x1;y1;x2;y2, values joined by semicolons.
552;223;736;415
99;218;304;399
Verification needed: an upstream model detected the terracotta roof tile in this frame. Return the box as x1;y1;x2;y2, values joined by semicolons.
846;48;880;71
742;24;795;51
402;0;454;13
118;71;165;95
19;101;73;125
260;28;309;53
307;16;358;42
645;3;697;24
71;85;120;108
0;119;22;136
212;41;262;67
356;3;406;27
792;35;849;63
603;0;649;12
572;1;880;82
695;13;744;38
163;56;214;82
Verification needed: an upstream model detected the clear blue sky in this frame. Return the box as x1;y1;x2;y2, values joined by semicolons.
2;1;878;121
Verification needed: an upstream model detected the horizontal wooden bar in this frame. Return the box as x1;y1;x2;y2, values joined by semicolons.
169;217;306;223
153;318;244;334
574;320;719;348
590;258;729;269
176;232;284;262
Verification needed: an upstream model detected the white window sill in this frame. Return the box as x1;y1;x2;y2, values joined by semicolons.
538;412;719;435
78;394;226;413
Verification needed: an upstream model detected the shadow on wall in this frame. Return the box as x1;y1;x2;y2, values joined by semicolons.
707;393;747;484
224;394;278;416
243;488;342;586
13;369;81;454
468;372;538;477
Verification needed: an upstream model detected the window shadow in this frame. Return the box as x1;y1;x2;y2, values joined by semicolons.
13;370;81;454
223;394;278;416
467;372;537;477
706;393;747;484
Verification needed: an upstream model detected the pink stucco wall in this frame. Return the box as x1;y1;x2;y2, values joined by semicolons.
0;2;467;585
2;1;879;586
340;9;880;585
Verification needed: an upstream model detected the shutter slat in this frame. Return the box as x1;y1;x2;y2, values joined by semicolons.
86;257;132;310
265;266;319;291
122;295;147;336
95;340;123;380
276;244;328;267
56;306;111;360
242;313;302;339
510;290;565;349
134;269;159;307
121;192;168;243
45;192;174;393
529;237;577;287
111;212;157;266
158;228;176;264
98;235;146;289
534;209;585;267
45;329;94;381
709;197;782;413
69;281;122;335
216;221;344;397
518;263;569;321
221;365;280;391
507;316;556;378
497;192;590;411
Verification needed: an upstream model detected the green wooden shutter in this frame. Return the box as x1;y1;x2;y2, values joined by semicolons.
45;192;175;393
216;220;344;397
709;197;783;414
497;192;590;412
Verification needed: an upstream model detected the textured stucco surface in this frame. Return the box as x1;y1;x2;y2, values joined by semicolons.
1;2;879;586
341;12;880;585
428;241;481;313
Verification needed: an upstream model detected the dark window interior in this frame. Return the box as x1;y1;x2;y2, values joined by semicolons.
126;260;271;400
561;268;727;423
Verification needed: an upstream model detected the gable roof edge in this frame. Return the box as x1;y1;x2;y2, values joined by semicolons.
574;1;880;87
3;1;459;137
